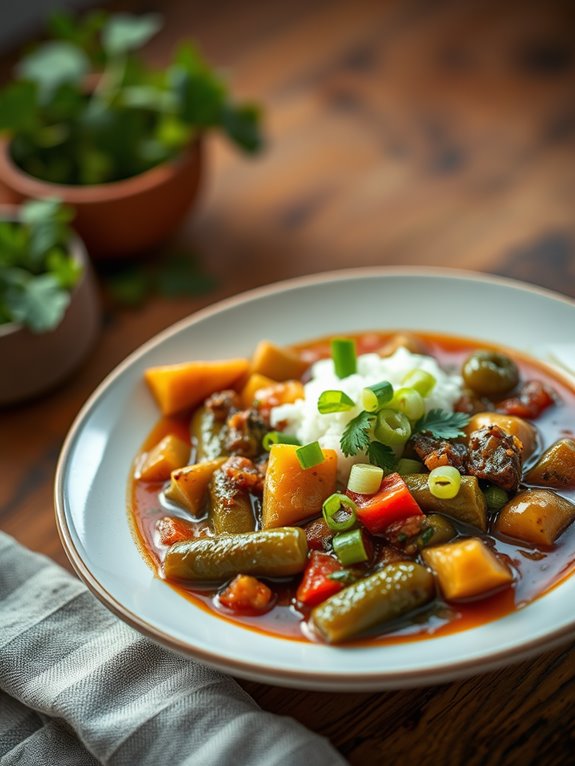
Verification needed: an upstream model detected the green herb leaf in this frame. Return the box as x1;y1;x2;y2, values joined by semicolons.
5;274;70;332
340;411;375;457
17;42;89;99
102;13;162;56
414;409;470;440
46;249;82;289
0;82;38;132
366;441;396;471
221;103;264;153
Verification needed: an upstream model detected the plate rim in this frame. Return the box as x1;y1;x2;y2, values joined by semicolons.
54;265;575;690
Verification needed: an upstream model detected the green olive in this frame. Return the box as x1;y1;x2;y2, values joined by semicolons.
462;351;519;397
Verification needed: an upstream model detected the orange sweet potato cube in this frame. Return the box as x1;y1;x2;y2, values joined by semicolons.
250;341;308;381
138;434;190;482
145;358;249;415
422;538;513;600
165;458;226;516
262;444;337;528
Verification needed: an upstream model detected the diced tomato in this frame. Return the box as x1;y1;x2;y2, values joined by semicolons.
348;472;423;535
498;380;554;419
156;516;195;546
219;575;273;614
296;551;344;607
304;517;333;551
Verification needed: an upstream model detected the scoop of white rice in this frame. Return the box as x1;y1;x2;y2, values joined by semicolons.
270;347;462;484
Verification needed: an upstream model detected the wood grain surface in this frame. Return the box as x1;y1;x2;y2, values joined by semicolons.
1;0;575;763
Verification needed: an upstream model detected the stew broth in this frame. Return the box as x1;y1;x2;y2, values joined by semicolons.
130;332;575;645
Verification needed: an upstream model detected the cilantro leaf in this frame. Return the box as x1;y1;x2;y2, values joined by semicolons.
340;411;375;457
5;274;70;332
367;441;396;471
414;409;470;440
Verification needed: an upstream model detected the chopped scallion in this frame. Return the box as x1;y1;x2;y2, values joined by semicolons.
331;338;357;378
402;369;436;396
428;466;462;499
361;381;394;412
263;431;301;451
295;441;325;469
347;463;383;495
332;529;369;566
392;387;425;421
318;389;355;414
374;409;412;446
322;493;358;532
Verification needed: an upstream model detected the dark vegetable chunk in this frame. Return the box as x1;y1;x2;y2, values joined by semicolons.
494;489;575;546
208;458;257;535
524;439;575;489
467;425;522;493
164;527;308;581
403;474;487;530
462;351;519;397
310;562;435;643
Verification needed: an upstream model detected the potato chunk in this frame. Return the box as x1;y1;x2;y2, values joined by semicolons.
465;412;537;460
262;444;337;528
145;358;249;415
250;341;308;381
165;458;226;516
494;489;575;546
138;434;190;482
422;538;513;600
524;439;575;489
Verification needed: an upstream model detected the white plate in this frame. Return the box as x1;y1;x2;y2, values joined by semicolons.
56;267;575;691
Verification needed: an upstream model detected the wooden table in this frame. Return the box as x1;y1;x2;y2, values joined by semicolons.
2;0;575;762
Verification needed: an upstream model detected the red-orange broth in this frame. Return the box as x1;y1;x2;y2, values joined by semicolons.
129;332;575;645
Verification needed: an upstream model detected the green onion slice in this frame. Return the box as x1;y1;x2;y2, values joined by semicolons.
374;409;412;446
263;431;301;451
333;529;369;566
396;458;425;476
295;441;325;469
347;463;383;495
331;338;357;379
317;390;355;414
402;369;436;396
322;493;358;532
428;466;462;500
361;381;394;412
392;387;425;421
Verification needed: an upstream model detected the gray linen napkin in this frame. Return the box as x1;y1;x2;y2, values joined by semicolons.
0;532;347;765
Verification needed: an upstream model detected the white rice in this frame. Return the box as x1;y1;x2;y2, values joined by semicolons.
270;347;463;484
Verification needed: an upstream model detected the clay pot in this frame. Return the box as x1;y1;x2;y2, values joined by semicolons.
0;138;202;259
0;209;101;405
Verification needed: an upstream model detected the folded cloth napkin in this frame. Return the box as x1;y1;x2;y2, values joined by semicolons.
0;533;347;765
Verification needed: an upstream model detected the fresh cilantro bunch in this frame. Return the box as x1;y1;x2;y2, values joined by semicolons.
0;11;263;186
0;199;82;332
340;401;469;468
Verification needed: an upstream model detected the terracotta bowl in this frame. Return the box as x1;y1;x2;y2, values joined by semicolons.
0;138;203;259
0;210;101;405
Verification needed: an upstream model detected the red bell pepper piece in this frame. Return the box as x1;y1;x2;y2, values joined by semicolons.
498;380;554;419
156;516;195;546
296;551;344;607
348;472;423;535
